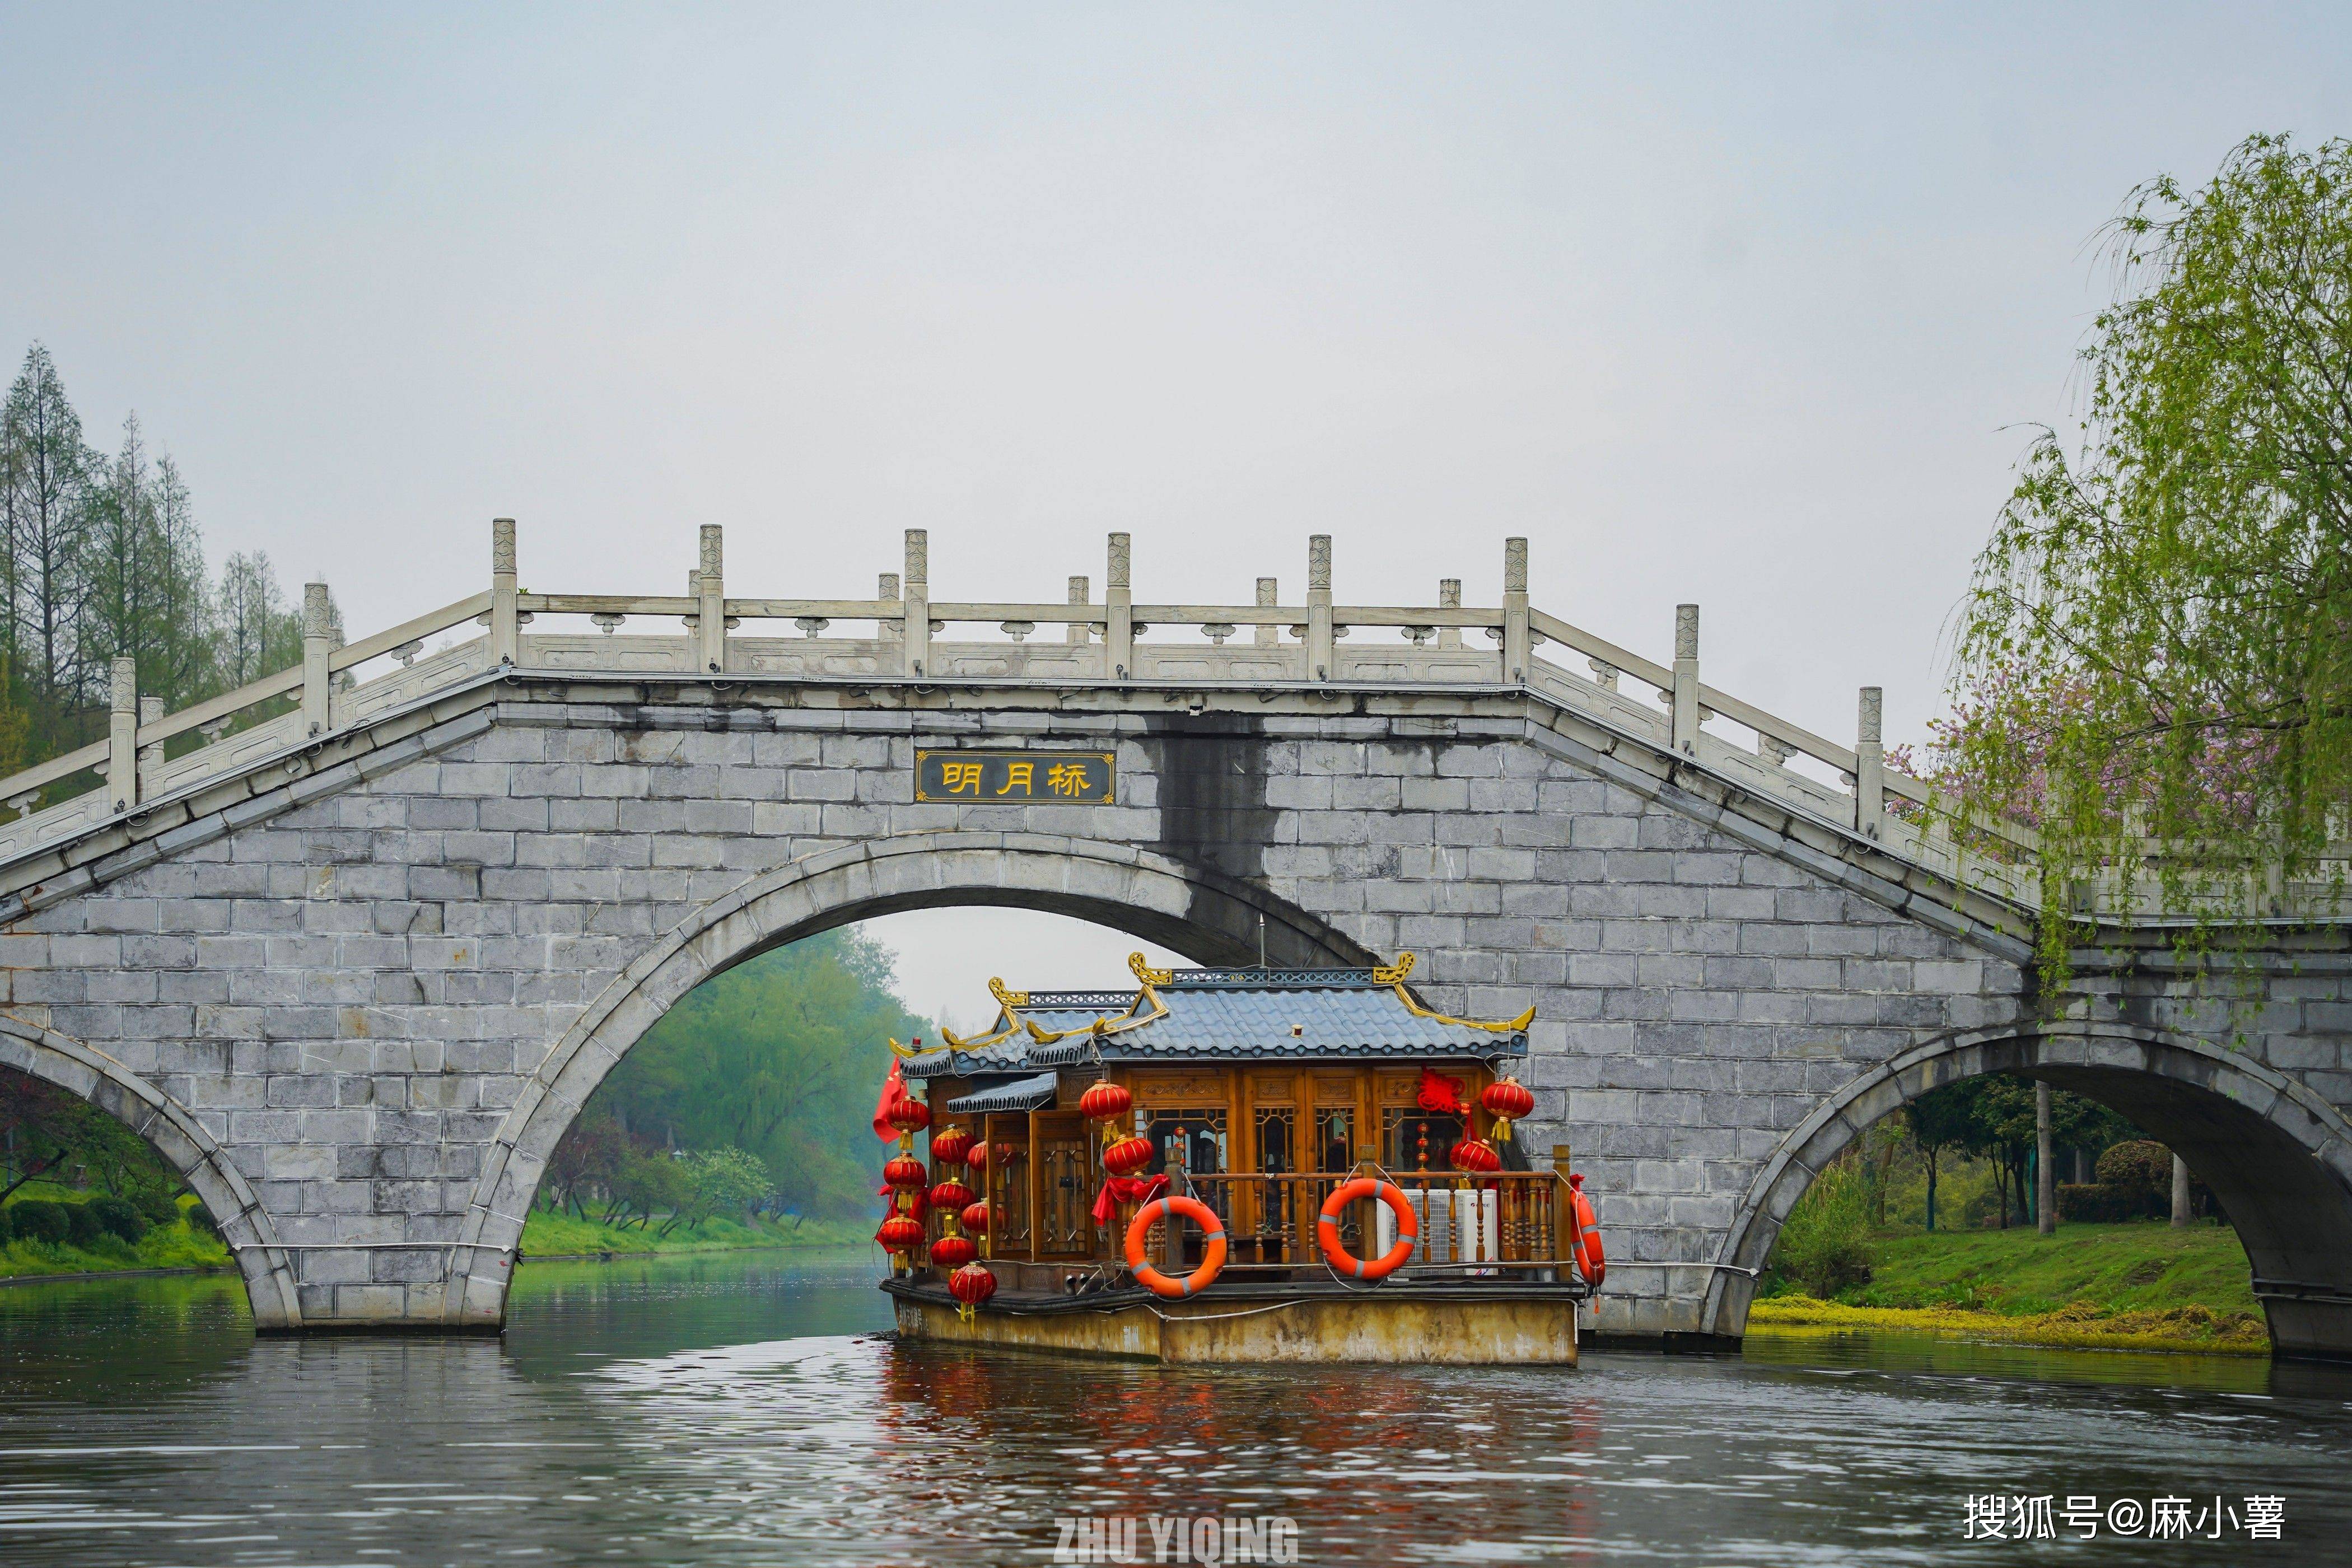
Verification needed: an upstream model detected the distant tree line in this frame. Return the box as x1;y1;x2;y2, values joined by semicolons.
0;342;334;782
540;928;930;1224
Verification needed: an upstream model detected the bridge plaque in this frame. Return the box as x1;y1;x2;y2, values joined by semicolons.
914;749;1116;804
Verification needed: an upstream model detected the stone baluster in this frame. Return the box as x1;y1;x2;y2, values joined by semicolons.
1670;604;1700;755
903;530;930;676
1306;536;1333;679
489;518;519;665
303;584;334;736
1255;578;1278;648
1067;576;1091;645
1855;685;1885;840
696;525;727;674
107;657;138;813
138;695;164;792
1106;534;1133;678
878;573;900;640
1501;539;1530;682
1439;578;1463;648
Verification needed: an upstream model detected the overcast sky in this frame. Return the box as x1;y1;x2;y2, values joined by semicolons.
4;4;2346;1008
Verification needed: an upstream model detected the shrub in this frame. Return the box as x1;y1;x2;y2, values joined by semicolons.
133;1189;183;1228
89;1195;148;1244
185;1202;220;1237
2096;1140;2174;1199
1767;1158;1877;1299
10;1200;71;1245
2057;1181;2157;1222
66;1201;105;1248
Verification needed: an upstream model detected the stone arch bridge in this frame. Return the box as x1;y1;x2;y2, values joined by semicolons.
1;523;2345;1355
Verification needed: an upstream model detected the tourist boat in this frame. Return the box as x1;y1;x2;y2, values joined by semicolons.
874;955;1600;1364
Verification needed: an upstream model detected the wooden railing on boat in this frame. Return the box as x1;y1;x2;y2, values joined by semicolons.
1157;1170;1575;1276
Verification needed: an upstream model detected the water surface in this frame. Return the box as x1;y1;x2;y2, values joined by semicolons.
3;1250;2348;1565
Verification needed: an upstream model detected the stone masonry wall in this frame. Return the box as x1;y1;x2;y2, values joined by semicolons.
1;688;2341;1337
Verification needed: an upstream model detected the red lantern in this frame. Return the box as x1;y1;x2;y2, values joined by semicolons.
884;1154;928;1189
875;1214;926;1251
949;1261;998;1308
930;1233;976;1271
1480;1079;1535;1123
1079;1081;1133;1123
929;1179;974;1213
961;1200;990;1235
994;1141;1020;1166
886;1097;932;1136
1102;1135;1154;1177
1449;1137;1502;1174
964;1142;990;1176
930;1128;974;1168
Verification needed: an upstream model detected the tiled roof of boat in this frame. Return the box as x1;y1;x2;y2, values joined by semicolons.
944;1071;1060;1114
1102;975;1524;1061
904;967;1524;1077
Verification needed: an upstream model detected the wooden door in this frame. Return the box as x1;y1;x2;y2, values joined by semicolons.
1030;1110;1097;1259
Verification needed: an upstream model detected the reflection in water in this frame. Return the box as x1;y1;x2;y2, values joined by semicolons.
2;1250;2349;1565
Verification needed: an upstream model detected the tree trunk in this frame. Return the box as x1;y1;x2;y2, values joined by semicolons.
2036;1082;2055;1235
1925;1151;1938;1233
2171;1154;2192;1229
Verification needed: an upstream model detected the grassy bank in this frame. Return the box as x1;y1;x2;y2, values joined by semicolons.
1751;1295;2267;1354
518;1208;872;1258
1;1186;232;1281
1754;1219;2266;1354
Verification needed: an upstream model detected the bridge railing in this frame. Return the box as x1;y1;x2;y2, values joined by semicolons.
0;517;2060;907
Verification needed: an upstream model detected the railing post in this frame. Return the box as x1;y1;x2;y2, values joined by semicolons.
1067;576;1090;645
1502;537;1530;682
1671;604;1700;755
697;525;727;674
489;517;519;665
1254;577;1278;648
1306;535;1333;679
1439;578;1462;648
1106;533;1133;679
902;530;930;677
1855;685;1884;839
302;584;333;736
137;696;164;795
107;657;137;812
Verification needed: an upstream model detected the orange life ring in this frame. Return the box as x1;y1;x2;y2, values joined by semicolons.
1571;1179;1606;1287
1124;1194;1228;1299
1317;1178;1417;1281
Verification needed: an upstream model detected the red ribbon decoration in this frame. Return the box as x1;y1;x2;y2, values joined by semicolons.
1089;1173;1170;1226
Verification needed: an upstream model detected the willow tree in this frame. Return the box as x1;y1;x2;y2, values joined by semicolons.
1943;134;2351;975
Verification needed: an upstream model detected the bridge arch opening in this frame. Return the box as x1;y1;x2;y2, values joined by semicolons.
0;1019;301;1328
1714;1024;2352;1361
450;833;1375;1326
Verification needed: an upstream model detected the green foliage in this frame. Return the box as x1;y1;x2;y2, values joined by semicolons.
0;341;329;785
63;1201;102;1248
2096;1138;2176;1198
8;1199;68;1244
1945;134;2352;977
87;1194;146;1245
1763;1156;1877;1300
570;928;927;1221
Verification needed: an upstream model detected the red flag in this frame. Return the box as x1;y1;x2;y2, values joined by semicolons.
873;1057;909;1142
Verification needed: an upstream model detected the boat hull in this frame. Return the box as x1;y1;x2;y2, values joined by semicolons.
887;1282;1578;1365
